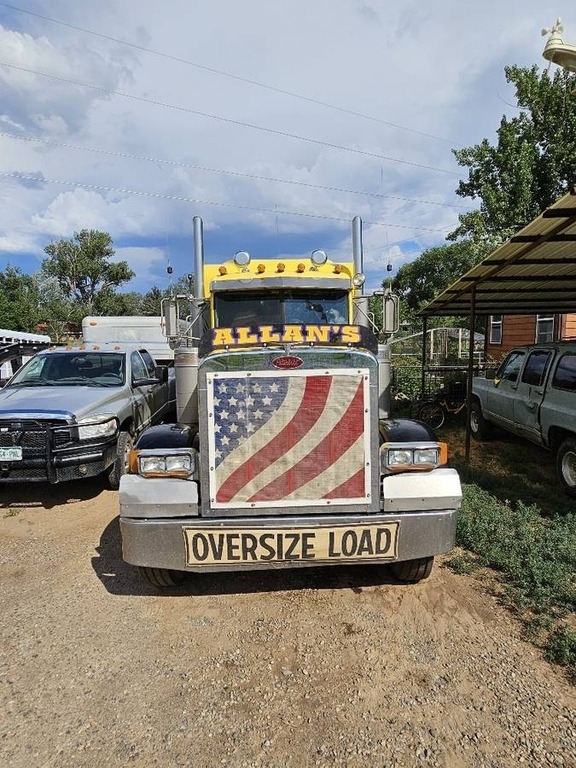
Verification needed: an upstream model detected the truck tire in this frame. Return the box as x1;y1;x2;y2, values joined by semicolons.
470;401;491;440
107;431;133;490
417;401;445;429
390;556;434;583
556;438;576;498
138;566;186;588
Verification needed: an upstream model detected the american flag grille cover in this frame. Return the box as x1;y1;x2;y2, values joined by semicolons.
206;369;371;508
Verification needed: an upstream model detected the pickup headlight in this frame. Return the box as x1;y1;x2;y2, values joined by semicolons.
381;442;447;473
132;448;197;478
77;415;118;440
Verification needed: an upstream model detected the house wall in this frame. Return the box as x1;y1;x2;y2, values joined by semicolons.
486;315;536;361
486;313;576;361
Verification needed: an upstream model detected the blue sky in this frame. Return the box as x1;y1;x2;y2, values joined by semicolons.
0;1;571;296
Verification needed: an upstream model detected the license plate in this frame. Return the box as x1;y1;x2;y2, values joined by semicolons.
0;447;23;461
183;523;399;566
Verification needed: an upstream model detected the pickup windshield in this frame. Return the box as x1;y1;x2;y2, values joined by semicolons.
214;290;349;327
8;353;125;387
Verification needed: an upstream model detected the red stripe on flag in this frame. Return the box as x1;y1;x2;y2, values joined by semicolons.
216;375;331;503
249;379;364;501
323;467;366;499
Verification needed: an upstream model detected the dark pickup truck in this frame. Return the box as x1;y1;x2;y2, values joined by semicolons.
0;342;175;487
471;342;576;496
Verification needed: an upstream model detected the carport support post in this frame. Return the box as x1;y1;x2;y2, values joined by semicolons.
465;284;477;464
421;315;428;398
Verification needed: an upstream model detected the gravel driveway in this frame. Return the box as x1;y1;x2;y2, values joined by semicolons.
1;478;574;768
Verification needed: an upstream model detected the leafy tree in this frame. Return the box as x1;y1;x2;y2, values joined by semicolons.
0;266;42;332
140;287;164;316
42;230;134;314
391;241;486;326
450;65;576;245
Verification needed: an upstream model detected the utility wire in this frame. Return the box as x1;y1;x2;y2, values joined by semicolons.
0;132;467;209
0;171;453;234
0;61;460;177
0;1;462;147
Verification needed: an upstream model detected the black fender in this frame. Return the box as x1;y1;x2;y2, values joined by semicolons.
135;423;199;450
379;417;438;444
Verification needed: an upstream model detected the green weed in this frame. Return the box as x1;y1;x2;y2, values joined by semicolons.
447;483;576;677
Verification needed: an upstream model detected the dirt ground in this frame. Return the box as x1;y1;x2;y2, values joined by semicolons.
1;474;575;768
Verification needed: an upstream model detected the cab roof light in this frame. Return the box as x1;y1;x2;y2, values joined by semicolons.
234;251;251;267
296;263;306;273
334;264;343;274
311;249;328;265
218;266;228;275
277;262;285;272
257;263;266;274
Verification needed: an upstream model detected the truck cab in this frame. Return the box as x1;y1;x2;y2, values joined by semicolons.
119;217;462;588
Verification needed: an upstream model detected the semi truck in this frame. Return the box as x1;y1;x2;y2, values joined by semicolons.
119;216;462;588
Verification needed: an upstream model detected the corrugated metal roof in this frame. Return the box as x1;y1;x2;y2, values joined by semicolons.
422;189;576;316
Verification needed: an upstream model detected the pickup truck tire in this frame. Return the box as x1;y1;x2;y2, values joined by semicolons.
138;567;186;588
107;431;133;490
470;401;492;440
390;556;434;583
556;438;576;497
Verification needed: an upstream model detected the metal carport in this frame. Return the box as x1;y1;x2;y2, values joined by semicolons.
420;189;576;461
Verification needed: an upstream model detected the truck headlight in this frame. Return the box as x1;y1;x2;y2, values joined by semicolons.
77;415;118;440
381;442;447;472
132;449;197;478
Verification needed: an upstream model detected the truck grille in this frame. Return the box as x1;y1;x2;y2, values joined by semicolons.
0;419;74;456
205;367;371;509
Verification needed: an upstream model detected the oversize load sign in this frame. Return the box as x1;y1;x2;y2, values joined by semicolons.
183;523;399;565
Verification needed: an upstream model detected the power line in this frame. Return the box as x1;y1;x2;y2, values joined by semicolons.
0;1;463;148
0;61;460;177
0;171;453;234
0;132;467;209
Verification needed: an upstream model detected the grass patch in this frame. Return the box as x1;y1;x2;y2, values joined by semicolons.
3;508;19;518
446;483;576;679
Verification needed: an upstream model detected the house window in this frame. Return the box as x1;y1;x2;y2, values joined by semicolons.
536;314;554;343
489;315;502;344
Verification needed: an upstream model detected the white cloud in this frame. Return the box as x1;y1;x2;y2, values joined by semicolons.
0;0;570;292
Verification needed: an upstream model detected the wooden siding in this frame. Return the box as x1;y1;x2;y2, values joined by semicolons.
485;313;576;361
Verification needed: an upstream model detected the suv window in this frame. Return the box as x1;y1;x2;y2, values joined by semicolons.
496;351;525;383
521;350;552;387
552;353;576;392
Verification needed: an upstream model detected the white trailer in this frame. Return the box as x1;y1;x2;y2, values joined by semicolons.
82;316;180;365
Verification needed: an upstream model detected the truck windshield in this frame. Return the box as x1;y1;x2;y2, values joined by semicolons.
8;353;125;387
214;291;349;327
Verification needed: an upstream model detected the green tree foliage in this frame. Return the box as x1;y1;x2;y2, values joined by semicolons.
450;65;576;245
391;241;485;322
140;287;164;316
42;230;134;314
0;266;42;332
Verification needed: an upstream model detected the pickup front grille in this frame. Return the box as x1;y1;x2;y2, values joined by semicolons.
0;419;75;455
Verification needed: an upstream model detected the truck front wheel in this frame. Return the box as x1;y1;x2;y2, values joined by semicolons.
138;567;186;588
470;401;492;440
557;438;576;497
390;556;434;583
108;431;133;490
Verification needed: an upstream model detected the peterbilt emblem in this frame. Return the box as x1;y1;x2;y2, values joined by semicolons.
272;355;303;369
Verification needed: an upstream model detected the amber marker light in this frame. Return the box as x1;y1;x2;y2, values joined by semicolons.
334;264;343;274
257;263;266;273
218;266;227;275
277;262;285;272
296;263;306;273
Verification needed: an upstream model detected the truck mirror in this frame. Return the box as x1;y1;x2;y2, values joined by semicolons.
383;291;399;335
155;365;169;383
162;298;180;339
